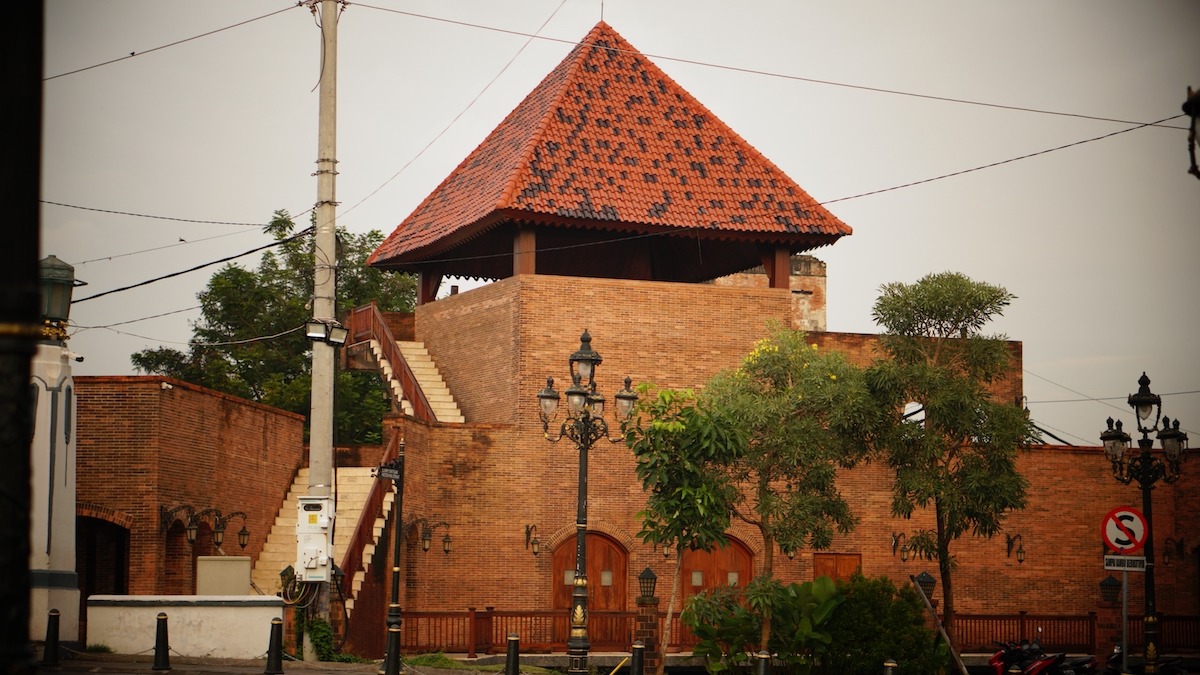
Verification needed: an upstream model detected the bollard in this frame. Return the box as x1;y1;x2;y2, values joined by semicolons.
42;609;61;666
1007;667;1023;674
504;633;520;675
755;650;770;675
882;658;897;675
264;617;284;675
631;641;645;675
152;612;171;671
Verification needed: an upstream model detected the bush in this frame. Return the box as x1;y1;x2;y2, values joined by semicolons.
819;573;948;675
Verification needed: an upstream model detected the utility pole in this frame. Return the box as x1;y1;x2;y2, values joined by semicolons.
303;0;339;659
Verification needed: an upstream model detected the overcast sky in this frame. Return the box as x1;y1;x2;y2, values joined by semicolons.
42;1;1200;446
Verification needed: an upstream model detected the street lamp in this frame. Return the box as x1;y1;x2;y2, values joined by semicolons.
1100;373;1189;674
537;330;637;675
374;443;406;675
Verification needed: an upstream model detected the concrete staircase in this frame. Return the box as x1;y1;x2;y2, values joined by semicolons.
371;339;465;423
251;466;393;614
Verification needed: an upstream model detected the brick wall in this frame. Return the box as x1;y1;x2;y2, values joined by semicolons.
75;376;305;598
384;275;1199;627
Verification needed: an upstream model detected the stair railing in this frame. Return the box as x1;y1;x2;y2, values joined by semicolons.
338;428;402;600
344;301;436;423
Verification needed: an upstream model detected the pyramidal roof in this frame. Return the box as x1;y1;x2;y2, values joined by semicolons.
369;21;850;279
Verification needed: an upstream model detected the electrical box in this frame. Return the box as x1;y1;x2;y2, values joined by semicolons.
295;496;334;583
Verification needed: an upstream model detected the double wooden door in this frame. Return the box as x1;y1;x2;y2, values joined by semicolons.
551;532;629;649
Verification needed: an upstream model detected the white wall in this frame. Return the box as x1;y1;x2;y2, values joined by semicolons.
87;596;283;658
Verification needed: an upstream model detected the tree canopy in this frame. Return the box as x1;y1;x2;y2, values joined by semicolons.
131;210;415;444
701;324;883;647
867;271;1036;650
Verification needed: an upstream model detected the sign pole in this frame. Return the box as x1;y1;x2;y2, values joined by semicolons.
1122;570;1129;674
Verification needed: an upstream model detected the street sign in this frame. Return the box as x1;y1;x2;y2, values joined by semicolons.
378;466;401;481
1104;555;1147;572
1102;506;1148;554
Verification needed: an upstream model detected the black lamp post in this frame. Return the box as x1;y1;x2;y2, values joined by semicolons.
38;255;83;342
1100;373;1189;673
375;443;406;675
537;330;637;675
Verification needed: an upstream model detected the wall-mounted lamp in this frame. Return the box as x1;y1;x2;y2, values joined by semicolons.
913;571;936;600
305;319;348;346
780;545;795;561
160;504;251;549
1163;536;1186;566
525;525;541;556
1006;533;1025;564
891;532;911;562
411;519;450;554
1099;575;1122;604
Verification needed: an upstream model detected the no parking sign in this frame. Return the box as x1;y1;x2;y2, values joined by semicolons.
1102;505;1148;554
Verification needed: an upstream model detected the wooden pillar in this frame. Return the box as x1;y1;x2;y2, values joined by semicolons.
514;226;536;276
760;246;791;290
417;268;444;306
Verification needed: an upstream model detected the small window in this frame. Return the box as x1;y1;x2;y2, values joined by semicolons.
903;401;925;426
600;570;613;587
563;570;574;586
727;571;739;587
691;570;703;587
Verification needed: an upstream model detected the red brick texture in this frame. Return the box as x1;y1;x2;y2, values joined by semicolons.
74;376;305;598
369;274;1200;627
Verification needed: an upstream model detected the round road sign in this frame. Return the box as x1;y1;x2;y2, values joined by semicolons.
1102;506;1148;554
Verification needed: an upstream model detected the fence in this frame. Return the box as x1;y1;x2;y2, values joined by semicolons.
385;609;1200;656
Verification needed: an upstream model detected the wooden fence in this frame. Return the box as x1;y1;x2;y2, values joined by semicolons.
386;608;1199;656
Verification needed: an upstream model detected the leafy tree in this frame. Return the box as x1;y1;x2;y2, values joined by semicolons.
682;576;842;675
626;387;744;674
701;325;883;648
132;210;415;444
867;271;1035;651
820;573;947;675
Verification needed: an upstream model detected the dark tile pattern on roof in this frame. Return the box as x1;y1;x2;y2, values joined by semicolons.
370;21;850;268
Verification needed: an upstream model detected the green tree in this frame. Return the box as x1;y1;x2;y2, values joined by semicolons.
867;271;1035;651
132;210;415;444
702;325;883;648
821;573;947;675
626;387;744;674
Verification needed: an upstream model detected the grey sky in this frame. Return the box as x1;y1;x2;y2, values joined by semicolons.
42;1;1200;446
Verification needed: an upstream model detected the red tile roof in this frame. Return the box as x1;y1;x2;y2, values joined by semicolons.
369;21;850;273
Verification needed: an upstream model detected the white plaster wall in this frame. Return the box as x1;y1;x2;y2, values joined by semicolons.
87;596;284;658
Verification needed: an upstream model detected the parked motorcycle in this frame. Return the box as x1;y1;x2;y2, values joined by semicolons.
988;638;1099;675
1102;644;1188;675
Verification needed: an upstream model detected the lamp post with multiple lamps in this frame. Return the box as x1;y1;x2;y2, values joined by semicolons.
537;330;637;675
1100;373;1188;673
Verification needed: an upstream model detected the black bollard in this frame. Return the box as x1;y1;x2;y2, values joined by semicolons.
152;612;171;671
755;650;770;675
631;641;645;675
264;617;284;675
504;633;520;675
41;609;61;666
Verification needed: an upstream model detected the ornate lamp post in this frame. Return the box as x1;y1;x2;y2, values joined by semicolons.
374;443;406;675
537;330;637;675
1100;373;1188;673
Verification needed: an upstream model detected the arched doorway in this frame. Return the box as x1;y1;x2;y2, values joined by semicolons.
679;537;754;603
76;516;129;644
551;532;629;649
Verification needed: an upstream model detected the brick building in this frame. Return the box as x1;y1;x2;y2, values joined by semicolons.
67;19;1198;661
73;376;304;641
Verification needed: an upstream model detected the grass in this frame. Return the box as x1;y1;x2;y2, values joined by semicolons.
85;644;114;653
403;652;556;673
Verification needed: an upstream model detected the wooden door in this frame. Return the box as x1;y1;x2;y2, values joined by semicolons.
812;552;861;583
551;532;629;649
679;537;754;603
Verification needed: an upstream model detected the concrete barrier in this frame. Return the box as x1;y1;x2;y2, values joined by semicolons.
87;595;283;659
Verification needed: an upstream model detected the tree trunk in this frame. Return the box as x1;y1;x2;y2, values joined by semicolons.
758;526;774;651
656;548;684;675
936;502;957;655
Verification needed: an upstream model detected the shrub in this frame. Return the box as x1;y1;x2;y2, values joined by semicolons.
819;573;948;675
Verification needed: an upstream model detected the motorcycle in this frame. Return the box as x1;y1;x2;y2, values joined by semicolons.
1102;644;1188;674
988;637;1099;675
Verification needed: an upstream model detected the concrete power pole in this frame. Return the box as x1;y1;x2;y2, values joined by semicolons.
304;0;339;657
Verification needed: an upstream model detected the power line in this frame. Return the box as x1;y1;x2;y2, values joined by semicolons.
41;200;266;227
71;306;201;332
44;4;300;81
353;3;1187;131
71;227;314;304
